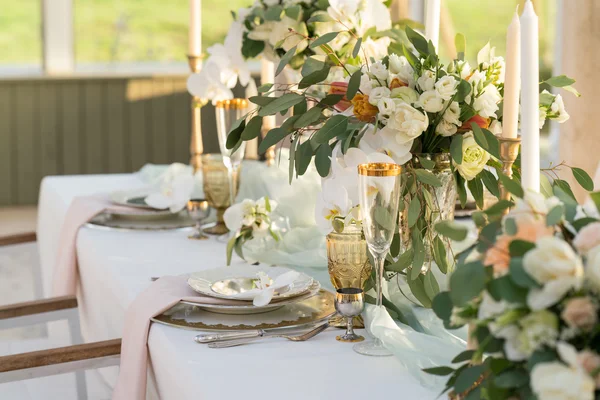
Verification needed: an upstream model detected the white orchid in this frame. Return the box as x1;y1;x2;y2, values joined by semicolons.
224;196;278;235
144;171;195;213
205;22;251;89
315;177;356;234
186;61;234;105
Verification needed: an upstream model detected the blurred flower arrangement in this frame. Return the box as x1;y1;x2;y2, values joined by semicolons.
226;25;577;308
223;196;280;265
187;0;396;103
428;171;600;399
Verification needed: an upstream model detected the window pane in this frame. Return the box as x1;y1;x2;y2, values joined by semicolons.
74;0;252;64
0;0;41;65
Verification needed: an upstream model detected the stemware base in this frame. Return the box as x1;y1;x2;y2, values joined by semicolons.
329;314;365;329
353;338;392;357
203;222;229;235
188;231;209;240
336;333;364;343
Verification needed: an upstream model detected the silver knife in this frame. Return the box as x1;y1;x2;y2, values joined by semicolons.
194;325;319;344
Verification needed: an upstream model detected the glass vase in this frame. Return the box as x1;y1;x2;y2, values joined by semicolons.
400;153;457;267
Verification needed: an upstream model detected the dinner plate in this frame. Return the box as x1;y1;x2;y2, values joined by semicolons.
151;289;334;331
183;280;321;315
187;265;314;301
87;212;195;231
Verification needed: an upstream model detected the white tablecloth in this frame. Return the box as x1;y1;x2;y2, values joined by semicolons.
37;174;437;400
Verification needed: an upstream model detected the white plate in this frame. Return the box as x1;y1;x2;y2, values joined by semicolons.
87;212;195;231
183;281;321;315
187;265;314;301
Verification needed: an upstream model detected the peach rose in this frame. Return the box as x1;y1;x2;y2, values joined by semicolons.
561;297;598;332
389;77;408;90
352;94;379;123
459;114;490;132
328;82;352;112
574;222;600;254
578;350;600;388
484;220;552;275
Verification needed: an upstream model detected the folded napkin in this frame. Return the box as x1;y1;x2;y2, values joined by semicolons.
52;195;136;297
113;276;245;400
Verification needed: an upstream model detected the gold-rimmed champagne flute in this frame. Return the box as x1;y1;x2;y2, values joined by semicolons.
215;99;249;207
353;162;402;357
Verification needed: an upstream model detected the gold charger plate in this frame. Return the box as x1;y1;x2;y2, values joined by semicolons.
151;289;335;331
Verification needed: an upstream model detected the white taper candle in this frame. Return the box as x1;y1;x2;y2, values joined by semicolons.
502;10;521;139
425;0;441;50
189;0;202;56
520;0;540;192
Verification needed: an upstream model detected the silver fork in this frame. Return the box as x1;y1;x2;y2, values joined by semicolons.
207;323;329;348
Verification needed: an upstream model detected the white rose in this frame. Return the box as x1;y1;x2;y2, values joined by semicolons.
524;236;584;310
473;84;501;118
551;94;570;123
435;119;458;137
442;101;461;125
388;54;415;88
435;75;458;101
359;74;376;96
532;362;594;400
377;98;395;119
452;131;490;180
417;69;436;91
585;245;600;291
478;291;511;320
417;90;444;113
369;61;389;81
390;86;418;104
499;311;559;361
368;86;391;106
384;103;429;144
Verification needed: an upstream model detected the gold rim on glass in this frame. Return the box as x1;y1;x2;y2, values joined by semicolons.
357;163;402;177
215;98;249;109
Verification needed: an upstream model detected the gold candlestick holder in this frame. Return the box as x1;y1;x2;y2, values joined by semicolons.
187;54;206;173
497;136;522;214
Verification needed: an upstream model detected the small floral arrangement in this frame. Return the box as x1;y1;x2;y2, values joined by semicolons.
428;172;600;399
223;196;279;265
226;26;577;309
144;163;195;213
187;0;395;103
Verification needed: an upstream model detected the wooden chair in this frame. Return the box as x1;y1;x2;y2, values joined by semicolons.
0;232;121;399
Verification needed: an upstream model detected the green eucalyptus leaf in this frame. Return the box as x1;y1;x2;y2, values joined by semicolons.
423;366;455;376
258;128;287;154
240;115;263;141
481;128;500;159
452;350;476;364
301;57;325;76
264;5;283;20
450;135;463;164
374;206;395;231
494;369;529;389
405;25;429;56
315;144;332;177
390;232;400;257
544;75;575;88
572;167;594;191
346;70;362;100
467;178;484;209
484;200;514;216
276;45;297;76
258;93;305;117
293;106;322;128
470;122;488;149
432;291;453;322
402;44;420;70
249;95;276;106
504;218;517;235
386;248;414;272
508;239;536;257
433;235;449;274
553;179;577;202
284;4;301;20
546;204;564;226
407;274;432;307
414;169;442;187
423;270;440;301
454;365;485;394
295;140;313;176
298;64;331;89
435;220;468;241
411;229;425;280
309;32;340;48
226;119;246;149
497;173;524;198
480;169;500;198
454;79;472;103
352;37;363;58
319;94;344;106
449;261;486;307
509;258;540;289
312;115;349;144
540;174;553;198
407;196;421;228
307;13;333;23
417;156;436;170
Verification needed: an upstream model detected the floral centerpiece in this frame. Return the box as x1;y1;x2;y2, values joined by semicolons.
187;0;396;103
226;25;576;308
428;171;600;399
223;196;280;265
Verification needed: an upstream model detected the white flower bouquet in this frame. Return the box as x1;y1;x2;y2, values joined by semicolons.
226;26;577;309
187;0;396;103
427;176;600;399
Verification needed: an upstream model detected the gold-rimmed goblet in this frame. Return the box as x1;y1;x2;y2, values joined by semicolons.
201;154;240;235
186;199;210;240
335;288;365;343
215;98;249;207
353;162;402;357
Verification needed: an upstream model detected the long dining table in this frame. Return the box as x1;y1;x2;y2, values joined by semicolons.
37;172;438;399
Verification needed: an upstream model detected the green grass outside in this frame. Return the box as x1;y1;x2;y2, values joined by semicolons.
1;0;555;74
